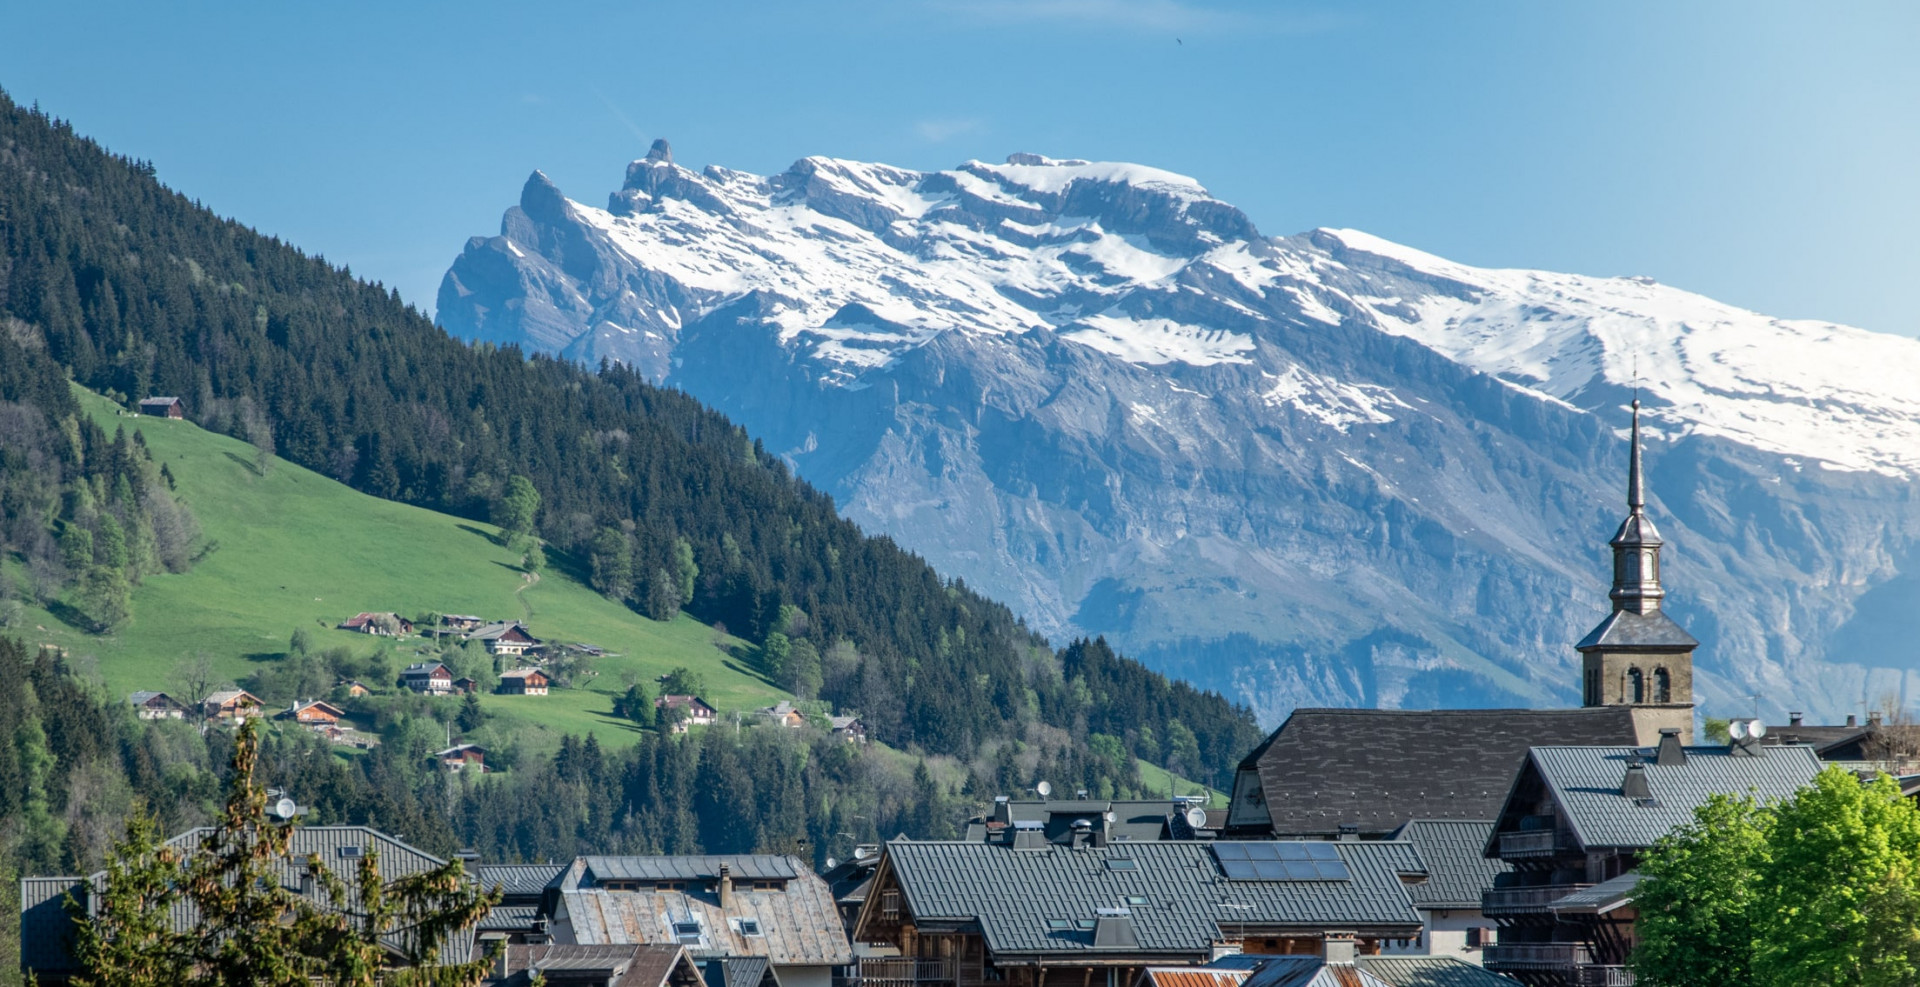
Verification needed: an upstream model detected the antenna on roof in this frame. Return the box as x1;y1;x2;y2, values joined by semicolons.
1035;780;1052;798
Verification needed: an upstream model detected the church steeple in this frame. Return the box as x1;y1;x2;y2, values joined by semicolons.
1578;397;1697;744
1608;400;1665;614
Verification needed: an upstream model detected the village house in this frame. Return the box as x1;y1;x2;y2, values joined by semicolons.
340;679;372;697
756;701;806;729
285;699;347;726
656;695;719;732
21;825;468;983
483;944;708;987
469;621;539;657
474;862;569;946
498;667;551;696
201;689;264;721
1382;820;1508;966
545;854;853;987
1183;950;1518;987
441;614;489;634
434;743;489;773
127;690;187;720
1480;732;1822;986
453;676;481;694
403;661;456;694
830;714;868;743
136;396;185;418
852;837;1430;987
960;797;1211;845
339;611;415;636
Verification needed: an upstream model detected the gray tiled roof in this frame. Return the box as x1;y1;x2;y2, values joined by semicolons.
478;903;544;932
1576;609;1699;649
882;839;1425;957
20;876;85;976
1356;957;1521;986
703;955;774;987
1525;745;1823;850
494;943;701;987
1234;708;1642;837
479;862;569;899
581;855;800;883
1388;821;1509;910
554;856;851;966
1548;871;1642;915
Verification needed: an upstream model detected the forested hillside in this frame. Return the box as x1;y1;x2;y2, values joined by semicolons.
0;95;1255;775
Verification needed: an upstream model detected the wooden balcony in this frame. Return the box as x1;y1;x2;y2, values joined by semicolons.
1497;829;1566;858
853;957;957;987
1481;884;1591;916
1483;942;1595;968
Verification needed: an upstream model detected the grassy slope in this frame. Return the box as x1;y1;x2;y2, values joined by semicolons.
17;388;784;749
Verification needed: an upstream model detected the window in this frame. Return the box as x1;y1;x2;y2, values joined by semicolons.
1628;667;1645;704
1466;927;1489;949
752;880;786;892
1653;667;1671;703
1104;858;1136;872
1075;920;1096;931
655;881;687;892
734;918;763;937
673;921;704;944
881;889;901;920
337;846;363;859
1046;919;1072;930
1125;895;1150;907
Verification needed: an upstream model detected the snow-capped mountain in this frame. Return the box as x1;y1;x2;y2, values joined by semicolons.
440;140;1920;725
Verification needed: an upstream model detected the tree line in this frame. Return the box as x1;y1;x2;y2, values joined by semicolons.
0;88;1259;784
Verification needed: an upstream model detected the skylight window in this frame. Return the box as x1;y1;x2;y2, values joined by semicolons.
734;918;763;937
673;921;704;944
1211;842;1351;881
1104;858;1137;871
1075;919;1096;931
1046;919;1072;930
1125;895;1149;906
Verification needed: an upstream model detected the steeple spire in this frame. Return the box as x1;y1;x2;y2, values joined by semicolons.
1609;399;1664;614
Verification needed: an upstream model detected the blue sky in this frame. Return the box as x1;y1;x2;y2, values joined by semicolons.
6;1;1917;335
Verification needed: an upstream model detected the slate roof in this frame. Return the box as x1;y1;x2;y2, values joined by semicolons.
1508;745;1823;850
493;943;703;987
478;903;545;932
703;955;774;987
876;839;1425;957
1387;820;1509;910
965;799;1181;844
1232;708;1642;837
553;855;851;965
1576;609;1699;650
480;862;569;899
1211;957;1517;987
1353;957;1521;986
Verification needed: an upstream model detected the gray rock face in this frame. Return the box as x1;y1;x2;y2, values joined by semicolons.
438;151;1920;726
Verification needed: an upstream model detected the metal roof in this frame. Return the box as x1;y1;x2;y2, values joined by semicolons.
1211;957;1517;987
553;856;850;966
877;839;1425;957
1353;957;1521;986
1137;968;1250;987
1548;871;1643;915
1523;745;1823;850
581;855;801;883
20;876;85;976
1388;820;1510;910
1232;708;1641;837
703;955;774;987
477;903;545;932
497;944;703;987
479;862;569;899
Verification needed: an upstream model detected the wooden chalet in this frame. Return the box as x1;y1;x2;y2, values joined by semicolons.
137;396;184;418
127;690;187;720
201;689;264;721
453;676;481;694
340;679;373;697
286;699;347;726
469;621;539;657
402;662;455;694
757;701;805;729
851;838;1429;987
656;695;718;732
434;743;489;773
498;667;551;695
440;613;488;633
830;714;868;743
339;611;415;636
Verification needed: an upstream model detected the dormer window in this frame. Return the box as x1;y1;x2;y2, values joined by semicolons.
751;879;786;892
731;918;762;937
673;920;703;944
656;881;686;892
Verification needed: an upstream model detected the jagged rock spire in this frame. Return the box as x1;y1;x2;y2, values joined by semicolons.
1609;399;1664;614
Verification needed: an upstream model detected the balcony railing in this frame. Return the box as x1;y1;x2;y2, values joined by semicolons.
853;958;956;987
1481;884;1592;915
1498;829;1565;858
1483;942;1596;968
1575;966;1635;986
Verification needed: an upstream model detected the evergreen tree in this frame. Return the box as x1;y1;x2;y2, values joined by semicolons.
70;811;190;987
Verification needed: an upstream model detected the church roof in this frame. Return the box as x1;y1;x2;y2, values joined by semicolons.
1576;609;1699;651
1230;707;1642;837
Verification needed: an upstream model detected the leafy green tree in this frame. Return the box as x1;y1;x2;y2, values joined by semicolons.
1631;793;1770;987
784;639;822;700
761;631;792;681
613;684;653;726
588;528;633;601
672;537;698;604
660;667;707;699
494;475;540;546
77;565;132;632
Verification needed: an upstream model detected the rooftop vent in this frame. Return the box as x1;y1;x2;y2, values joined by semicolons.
1336;823;1359;842
1092;908;1139;948
1789;711;1804;727
1655;728;1687;767
1323;933;1358;966
1012;819;1048;851
1070;818;1094;849
1621;761;1652;801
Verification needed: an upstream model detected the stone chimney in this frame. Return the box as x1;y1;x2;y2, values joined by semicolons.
1790;712;1804;727
1621;761;1652;800
1337;823;1359;842
1870;711;1884;727
718;863;733;908
1323;933;1358;965
1848;714;1858;727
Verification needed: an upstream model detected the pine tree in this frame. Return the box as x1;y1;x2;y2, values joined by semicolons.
70;811;190;987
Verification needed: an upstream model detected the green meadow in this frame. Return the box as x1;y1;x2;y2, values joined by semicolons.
14;387;784;750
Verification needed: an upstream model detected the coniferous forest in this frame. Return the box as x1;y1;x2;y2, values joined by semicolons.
0;89;1262;973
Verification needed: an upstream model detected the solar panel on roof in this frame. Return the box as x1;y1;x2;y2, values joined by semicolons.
1211;842;1350;881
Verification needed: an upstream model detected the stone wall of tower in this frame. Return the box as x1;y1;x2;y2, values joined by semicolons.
1581;648;1695;743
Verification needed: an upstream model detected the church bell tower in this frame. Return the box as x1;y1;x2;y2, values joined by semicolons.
1578;399;1698;744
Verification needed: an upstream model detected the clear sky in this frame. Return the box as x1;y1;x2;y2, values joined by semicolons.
6;1;1917;335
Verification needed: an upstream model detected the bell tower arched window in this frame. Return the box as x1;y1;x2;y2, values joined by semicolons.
1628;667;1645;704
1654;667;1671;703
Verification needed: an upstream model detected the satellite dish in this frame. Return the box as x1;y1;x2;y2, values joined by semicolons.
1748;719;1767;738
1728;720;1748;740
825;857;839;871
274;797;297;820
1105;811;1117;823
1036;781;1053;798
1185;807;1208;829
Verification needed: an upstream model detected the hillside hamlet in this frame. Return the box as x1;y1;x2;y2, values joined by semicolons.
19;409;1917;986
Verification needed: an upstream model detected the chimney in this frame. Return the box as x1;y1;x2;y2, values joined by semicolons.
718;863;733;908
1848;714;1858;727
1790;712;1804;727
1870;711;1884;727
1322;933;1358;966
1337;823;1359;842
1070;818;1093;849
1621;761;1652;800
1655;728;1687;767
993;796;1012;825
1092;908;1139;948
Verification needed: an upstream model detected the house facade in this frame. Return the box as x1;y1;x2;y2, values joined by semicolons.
757;702;805;728
1481;735;1822;986
657;695;718;731
403;662;455;694
1383;820;1507;965
434;743;489;772
852;838;1430;987
470;622;539;656
287;699;346;726
339;611;415;636
137;396;184;418
499;668;551;695
128;690;187;720
201;689;264;721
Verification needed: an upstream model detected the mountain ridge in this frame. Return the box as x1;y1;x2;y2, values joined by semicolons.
441;145;1920;725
